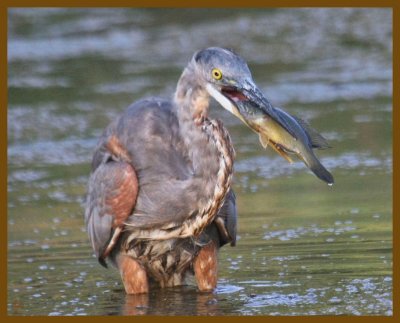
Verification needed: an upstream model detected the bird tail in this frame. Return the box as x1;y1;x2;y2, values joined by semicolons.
303;152;334;185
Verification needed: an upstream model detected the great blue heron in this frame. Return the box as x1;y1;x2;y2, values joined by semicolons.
85;47;333;294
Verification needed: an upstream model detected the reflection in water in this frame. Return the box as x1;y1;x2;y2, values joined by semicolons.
120;285;246;316
8;8;392;316
122;294;149;315
121;290;221;316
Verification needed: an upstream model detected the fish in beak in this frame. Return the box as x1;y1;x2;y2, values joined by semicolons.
206;80;334;185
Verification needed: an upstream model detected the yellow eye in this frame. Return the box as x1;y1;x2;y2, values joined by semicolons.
211;68;223;80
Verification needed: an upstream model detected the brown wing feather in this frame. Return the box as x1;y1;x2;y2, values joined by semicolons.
85;159;138;267
105;163;138;228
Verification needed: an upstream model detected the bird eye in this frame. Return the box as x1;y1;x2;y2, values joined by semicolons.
211;68;223;80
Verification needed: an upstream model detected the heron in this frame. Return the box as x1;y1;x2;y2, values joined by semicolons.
85;47;333;294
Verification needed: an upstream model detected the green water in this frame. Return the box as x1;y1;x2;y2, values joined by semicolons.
8;8;392;315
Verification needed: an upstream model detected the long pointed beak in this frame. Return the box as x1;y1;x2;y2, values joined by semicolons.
207;80;298;140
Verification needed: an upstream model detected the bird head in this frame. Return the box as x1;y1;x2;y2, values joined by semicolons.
192;47;271;125
191;47;334;185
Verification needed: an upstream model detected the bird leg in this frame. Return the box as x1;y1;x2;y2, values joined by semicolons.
193;240;218;292
116;254;149;294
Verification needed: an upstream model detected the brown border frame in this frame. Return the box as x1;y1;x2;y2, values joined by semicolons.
2;1;397;321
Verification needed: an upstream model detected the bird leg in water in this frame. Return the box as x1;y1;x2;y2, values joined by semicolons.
116;254;149;294
193;241;218;292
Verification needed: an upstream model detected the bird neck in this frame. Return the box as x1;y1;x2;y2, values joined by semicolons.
174;64;210;125
173;64;220;180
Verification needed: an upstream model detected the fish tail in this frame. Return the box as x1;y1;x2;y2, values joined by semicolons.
303;153;334;185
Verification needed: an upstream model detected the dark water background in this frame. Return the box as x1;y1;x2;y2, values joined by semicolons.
7;8;392;315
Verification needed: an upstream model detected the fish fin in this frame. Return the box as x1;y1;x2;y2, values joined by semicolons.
259;133;293;163
258;133;269;148
292;116;331;149
270;141;293;163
